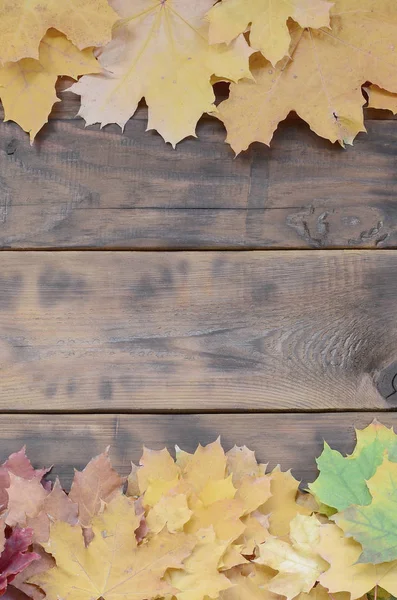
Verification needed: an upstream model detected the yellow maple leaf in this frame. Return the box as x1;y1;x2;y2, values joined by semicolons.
221;563;283;600
318;523;397;600
217;0;397;152
256;515;328;600
0;0;118;64
207;0;332;66
138;447;180;494
31;494;195;600
71;0;253;147
260;467;310;537
226;446;262;483
367;86;397;115
169;527;232;600
296;584;352;600
185;497;246;542
146;493;192;534
0;29;100;142
236;512;271;556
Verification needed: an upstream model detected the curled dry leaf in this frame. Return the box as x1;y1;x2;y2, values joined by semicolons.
71;0;253;147
0;0;118;64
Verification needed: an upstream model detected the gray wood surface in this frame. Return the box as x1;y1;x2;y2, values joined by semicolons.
0;95;396;250
0;250;396;412
1;413;395;489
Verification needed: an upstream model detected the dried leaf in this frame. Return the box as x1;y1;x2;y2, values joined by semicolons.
207;0;332;66
32;494;195;600
69;448;124;529
71;0;253;147
367;86;397;114
6;474;48;528
260;467;310;537
318;523;397;599
217;1;397;152
169;527;232;600
0;0;118;64
256;515;328;600
0;30;100;142
0;528;40;596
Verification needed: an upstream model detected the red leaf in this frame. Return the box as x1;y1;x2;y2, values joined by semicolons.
0;529;40;595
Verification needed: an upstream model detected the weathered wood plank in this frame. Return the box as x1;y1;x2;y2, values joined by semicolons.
0;250;396;412
0;110;396;249
0;413;396;488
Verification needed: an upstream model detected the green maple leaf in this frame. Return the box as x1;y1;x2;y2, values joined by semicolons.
335;456;397;564
309;420;397;511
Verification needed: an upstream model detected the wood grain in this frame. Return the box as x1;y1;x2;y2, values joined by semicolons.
0;107;397;249
0;413;396;489
0;250;396;412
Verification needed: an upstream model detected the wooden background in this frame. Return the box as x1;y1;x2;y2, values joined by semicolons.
1;87;397;485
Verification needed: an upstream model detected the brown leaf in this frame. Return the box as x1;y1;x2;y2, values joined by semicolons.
69;448;123;529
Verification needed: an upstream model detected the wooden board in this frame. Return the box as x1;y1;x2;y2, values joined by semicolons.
1;250;396;412
0;102;397;249
1;412;396;488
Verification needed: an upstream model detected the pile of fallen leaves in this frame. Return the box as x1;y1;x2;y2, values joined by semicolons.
1;420;397;600
1;0;397;150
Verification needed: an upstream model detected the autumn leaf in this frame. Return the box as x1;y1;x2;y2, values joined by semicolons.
169;527;232;600
207;0;332;66
296;584;352;600
335;455;397;564
310;420;397;511
146;494;192;534
256;515;328;600
31;494;195;600
137;447;180;496
318;523;397;599
217;0;397;152
0;527;40;596
11;545;55;600
3;448;49;482
71;0;253;147
27;478;78;544
221;563;283;600
69;448;124;530
6;474;48;528
0;29;100;142
0;0;118;64
260;467;310;537
367;86;397;114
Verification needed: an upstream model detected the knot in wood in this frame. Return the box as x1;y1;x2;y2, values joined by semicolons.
376;361;397;403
